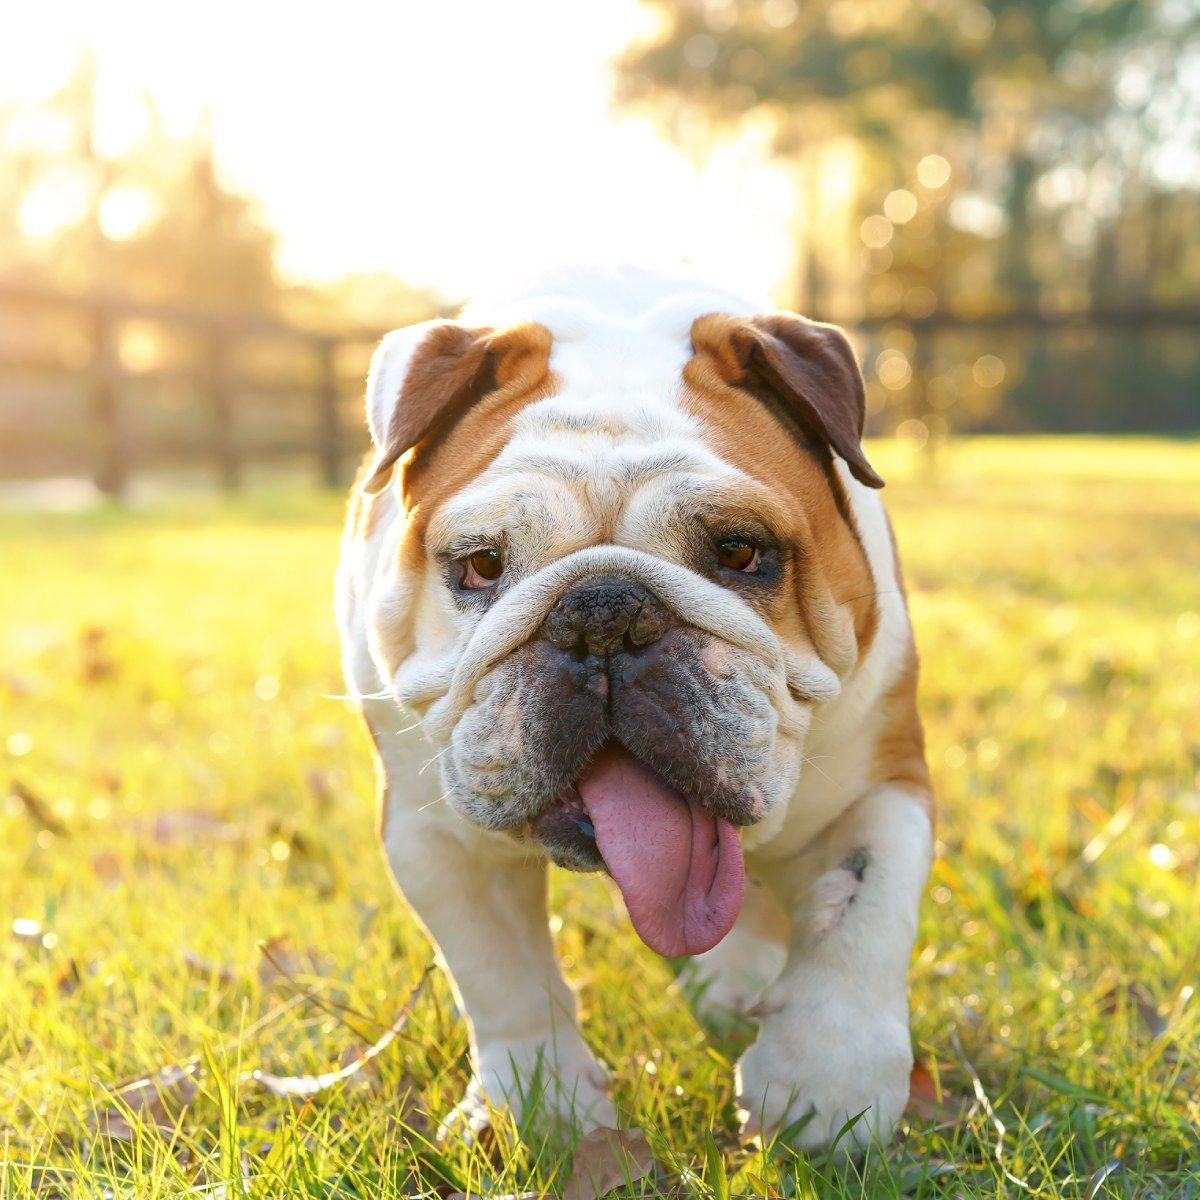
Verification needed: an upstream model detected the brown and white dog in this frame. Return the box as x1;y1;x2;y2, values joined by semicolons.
336;267;933;1150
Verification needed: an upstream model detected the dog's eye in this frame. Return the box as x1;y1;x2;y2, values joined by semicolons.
461;548;504;588
716;536;759;573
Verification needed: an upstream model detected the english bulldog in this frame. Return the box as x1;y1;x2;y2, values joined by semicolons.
336;267;934;1150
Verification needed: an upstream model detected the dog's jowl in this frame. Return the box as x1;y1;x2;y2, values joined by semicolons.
336;267;934;1150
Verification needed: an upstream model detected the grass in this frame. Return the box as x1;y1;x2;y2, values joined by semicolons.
1;435;1198;1198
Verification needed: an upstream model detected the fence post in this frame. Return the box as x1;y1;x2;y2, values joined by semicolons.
90;304;126;499
206;327;239;490
315;336;340;488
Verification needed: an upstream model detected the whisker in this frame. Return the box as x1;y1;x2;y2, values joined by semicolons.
418;743;453;775
801;754;834;785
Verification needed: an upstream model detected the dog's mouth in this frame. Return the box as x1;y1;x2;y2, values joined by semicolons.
533;743;745;958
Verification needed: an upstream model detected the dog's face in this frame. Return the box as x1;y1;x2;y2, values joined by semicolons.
357;309;882;956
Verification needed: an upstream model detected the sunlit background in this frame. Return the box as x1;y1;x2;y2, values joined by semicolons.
1;0;1197;496
4;7;1200;1192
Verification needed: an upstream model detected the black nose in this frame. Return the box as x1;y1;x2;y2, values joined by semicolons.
543;575;669;658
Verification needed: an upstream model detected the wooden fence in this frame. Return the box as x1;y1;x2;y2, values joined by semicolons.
0;283;390;497
1;283;1197;499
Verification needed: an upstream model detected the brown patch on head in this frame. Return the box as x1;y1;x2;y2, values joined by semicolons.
360;320;558;571
683;313;881;671
871;642;935;824
689;312;882;490
362;321;556;496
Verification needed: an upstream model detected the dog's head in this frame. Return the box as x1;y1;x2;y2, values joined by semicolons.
358;304;882;956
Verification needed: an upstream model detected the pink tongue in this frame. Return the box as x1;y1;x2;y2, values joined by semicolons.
576;747;745;957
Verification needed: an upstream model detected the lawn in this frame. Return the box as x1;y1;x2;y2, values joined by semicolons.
2;436;1198;1198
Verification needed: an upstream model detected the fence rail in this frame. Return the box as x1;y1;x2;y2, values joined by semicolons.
2;283;1197;498
0;283;389;497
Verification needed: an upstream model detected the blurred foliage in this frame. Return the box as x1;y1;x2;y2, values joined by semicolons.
0;53;440;332
618;0;1200;434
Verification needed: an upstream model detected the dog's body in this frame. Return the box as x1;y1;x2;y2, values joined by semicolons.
336;267;933;1149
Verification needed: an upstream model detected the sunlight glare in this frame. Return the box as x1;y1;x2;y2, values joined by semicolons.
98;186;157;241
1;0;801;302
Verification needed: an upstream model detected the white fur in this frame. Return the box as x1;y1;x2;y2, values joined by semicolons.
336;267;932;1146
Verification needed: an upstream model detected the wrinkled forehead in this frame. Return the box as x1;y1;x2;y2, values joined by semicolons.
424;337;789;553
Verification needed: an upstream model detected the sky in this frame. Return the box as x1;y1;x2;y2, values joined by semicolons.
2;0;799;303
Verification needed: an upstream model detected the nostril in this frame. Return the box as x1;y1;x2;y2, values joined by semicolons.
627;600;668;647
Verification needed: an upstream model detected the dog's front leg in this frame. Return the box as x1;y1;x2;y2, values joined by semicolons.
383;806;615;1136
737;785;932;1152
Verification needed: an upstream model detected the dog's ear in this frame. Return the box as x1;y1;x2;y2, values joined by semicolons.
361;319;553;494
689;312;883;489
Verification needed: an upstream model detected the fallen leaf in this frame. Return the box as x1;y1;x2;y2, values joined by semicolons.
906;1062;968;1126
12;780;68;836
305;767;335;813
256;936;326;988
95;769;122;796
112;1063;200;1122
252;968;429;1100
55;959;84;995
132;808;239;844
88;1064;200;1142
184;950;238;987
80;625;117;684
90;851;122;883
0;670;38;698
563;1127;654;1200
1098;983;1166;1038
87;1110;148;1142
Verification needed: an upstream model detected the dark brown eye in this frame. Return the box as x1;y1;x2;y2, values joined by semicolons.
716;536;759;573
462;548;503;588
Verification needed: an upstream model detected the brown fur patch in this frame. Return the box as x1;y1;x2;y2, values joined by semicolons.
872;642;935;822
689;312;882;489
396;326;559;574
681;348;879;670
363;322;555;495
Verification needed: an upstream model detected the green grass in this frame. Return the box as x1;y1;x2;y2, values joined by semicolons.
2;436;1198;1197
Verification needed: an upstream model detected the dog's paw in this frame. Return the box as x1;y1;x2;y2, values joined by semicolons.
437;1034;616;1143
735;973;912;1153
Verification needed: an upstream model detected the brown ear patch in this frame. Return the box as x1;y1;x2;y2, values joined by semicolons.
362;321;554;495
682;330;880;667
689;313;883;490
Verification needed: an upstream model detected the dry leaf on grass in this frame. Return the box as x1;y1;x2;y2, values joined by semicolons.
89;851;123;883
906;1062;969;1126
1098;982;1166;1037
562;1127;654;1200
304;767;336;814
132;808;239;844
12;780;68;836
252;968;429;1100
184;950;238;987
256;936;327;988
55;959;84;996
88;1064;200;1141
